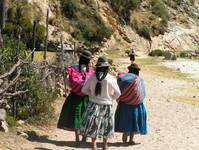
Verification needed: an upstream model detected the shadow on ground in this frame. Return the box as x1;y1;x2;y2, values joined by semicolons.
26;130;140;149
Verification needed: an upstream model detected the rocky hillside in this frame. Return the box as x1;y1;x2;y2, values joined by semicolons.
3;0;199;53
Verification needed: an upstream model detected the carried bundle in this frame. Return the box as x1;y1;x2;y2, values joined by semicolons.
117;73;145;105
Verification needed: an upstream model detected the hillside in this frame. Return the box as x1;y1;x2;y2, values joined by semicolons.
2;0;199;53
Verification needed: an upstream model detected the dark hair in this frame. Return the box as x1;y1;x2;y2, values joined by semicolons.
95;66;109;96
128;68;139;76
78;56;90;72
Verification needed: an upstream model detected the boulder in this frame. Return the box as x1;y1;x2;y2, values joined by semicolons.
0;120;9;132
164;51;177;60
0;109;6;121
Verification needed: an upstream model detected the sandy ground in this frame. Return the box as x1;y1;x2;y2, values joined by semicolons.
162;59;199;80
0;57;199;150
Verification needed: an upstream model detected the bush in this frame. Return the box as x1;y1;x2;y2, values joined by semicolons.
108;0;142;23
149;49;164;56
3;4;45;50
0;37;56;124
151;0;169;23
138;26;151;41
60;0;80;19
177;51;191;58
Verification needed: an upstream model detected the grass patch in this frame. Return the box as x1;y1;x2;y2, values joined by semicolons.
106;49;123;60
174;96;199;105
33;51;56;62
136;57;189;79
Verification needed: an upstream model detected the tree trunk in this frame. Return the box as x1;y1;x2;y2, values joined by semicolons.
0;0;7;30
0;0;7;48
32;20;38;61
44;8;49;61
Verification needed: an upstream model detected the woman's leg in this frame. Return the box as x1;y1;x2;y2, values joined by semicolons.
75;130;80;142
129;132;135;145
82;136;87;142
91;138;97;150
122;133;128;143
103;137;108;150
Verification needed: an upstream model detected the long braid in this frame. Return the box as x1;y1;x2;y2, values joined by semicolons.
95;67;109;96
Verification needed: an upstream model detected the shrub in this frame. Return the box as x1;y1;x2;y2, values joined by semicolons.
60;0;80;19
151;0;169;23
3;4;45;50
61;0;112;45
0;37;56;124
138;26;151;41
149;49;164;56
108;0;142;23
177;51;191;58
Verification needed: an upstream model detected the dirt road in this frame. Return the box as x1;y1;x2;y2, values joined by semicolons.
1;57;199;150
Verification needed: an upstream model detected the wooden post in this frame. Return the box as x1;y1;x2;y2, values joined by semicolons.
73;42;76;56
16;26;22;58
0;0;7;30
44;8;49;61
32;20;37;61
0;29;3;48
0;0;7;48
60;34;67;96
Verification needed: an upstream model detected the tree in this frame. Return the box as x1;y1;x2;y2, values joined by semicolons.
0;0;7;47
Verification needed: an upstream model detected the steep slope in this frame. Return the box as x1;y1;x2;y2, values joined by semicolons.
4;0;199;53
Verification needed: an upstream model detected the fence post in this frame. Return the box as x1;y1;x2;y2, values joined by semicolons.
0;0;7;30
0;0;7;48
44;8;49;61
16;26;22;58
32;20;38;61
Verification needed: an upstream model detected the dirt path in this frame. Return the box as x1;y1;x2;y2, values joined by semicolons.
1;57;199;150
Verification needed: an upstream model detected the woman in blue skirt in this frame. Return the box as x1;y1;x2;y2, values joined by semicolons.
115;63;147;145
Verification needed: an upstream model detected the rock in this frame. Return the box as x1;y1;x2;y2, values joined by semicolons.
161;81;164;83
17;120;25;125
164;51;177;60
177;68;181;71
0;79;3;85
193;96;196;98
17;131;29;139
0;109;6;121
0;120;9;132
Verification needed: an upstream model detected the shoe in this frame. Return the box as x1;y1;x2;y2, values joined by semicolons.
128;141;136;145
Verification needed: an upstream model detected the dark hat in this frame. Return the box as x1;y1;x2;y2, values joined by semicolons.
96;56;109;67
128;63;140;70
80;50;92;59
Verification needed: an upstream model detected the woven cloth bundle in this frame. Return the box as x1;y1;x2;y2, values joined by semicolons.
117;73;145;105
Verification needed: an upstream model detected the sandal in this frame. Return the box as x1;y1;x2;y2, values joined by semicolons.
129;141;136;145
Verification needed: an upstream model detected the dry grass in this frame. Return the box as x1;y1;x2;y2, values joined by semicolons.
136;57;189;79
33;51;56;62
173;96;199;105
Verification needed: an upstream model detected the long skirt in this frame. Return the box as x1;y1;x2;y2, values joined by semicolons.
79;102;114;138
57;92;89;131
115;101;147;134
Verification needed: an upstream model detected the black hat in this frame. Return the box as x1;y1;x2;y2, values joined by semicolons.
96;56;109;67
128;63;140;70
80;50;92;59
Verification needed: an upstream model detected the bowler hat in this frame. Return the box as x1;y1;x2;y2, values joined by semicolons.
96;56;109;67
128;63;140;70
80;50;92;59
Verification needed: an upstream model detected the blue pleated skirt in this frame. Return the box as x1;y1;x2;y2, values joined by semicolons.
115;101;147;134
